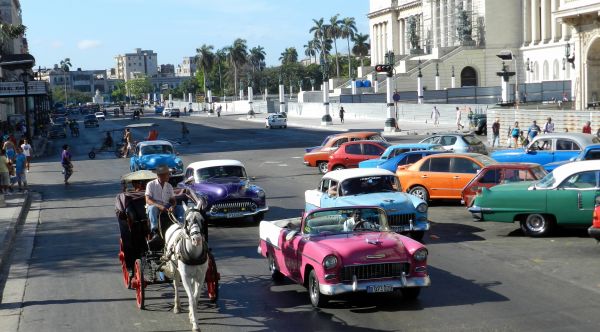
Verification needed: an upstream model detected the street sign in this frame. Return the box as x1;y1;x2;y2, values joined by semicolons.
393;92;400;102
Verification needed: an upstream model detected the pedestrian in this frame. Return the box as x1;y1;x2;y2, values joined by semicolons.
456;107;464;130
543;117;554;134
122;128;133;158
527;120;541;141
339;107;345;124
492;118;500;148
217;105;222;117
20;139;32;172
510;121;520;148
583;121;592;134
14;147;27;191
431;106;440;126
0;149;9;194
3;136;15;162
181;122;189;142
183;107;187;115
61;144;73;185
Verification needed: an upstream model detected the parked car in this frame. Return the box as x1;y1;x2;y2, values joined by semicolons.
129;140;184;182
468;113;487;135
48;124;67;139
179;160;268;222
362;150;448;173
327;140;390;172
162;108;181;118
304;132;386;174
491;133;600;168
461;163;547;207
258;206;430;307
469;160;600;237
420;133;488;155
588;196;600;241
397;153;497;202
95;112;105;121
305;168;429;240
544;143;600;172
359;143;444;170
265;114;287;129
154;105;164;114
83;114;99;128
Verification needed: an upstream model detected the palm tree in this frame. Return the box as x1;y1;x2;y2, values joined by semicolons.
215;48;227;94
227;38;248;95
352;33;370;68
279;47;298;65
304;40;317;64
309;18;329;64
59;58;72;104
327;14;342;77
248;46;266;73
340;17;357;78
195;44;215;94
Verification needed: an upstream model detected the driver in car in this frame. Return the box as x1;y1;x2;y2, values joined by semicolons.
145;165;184;243
343;210;362;232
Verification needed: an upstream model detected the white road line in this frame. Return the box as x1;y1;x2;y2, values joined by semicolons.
278;164;288;167
291;156;301;159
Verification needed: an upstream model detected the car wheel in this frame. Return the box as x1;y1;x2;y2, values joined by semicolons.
401;287;421;300
520;214;553;237
409;231;425;242
283;125;287;128
268;254;284;282
332;165;345;171
308;269;328;308
409;186;429;202
318;162;329;174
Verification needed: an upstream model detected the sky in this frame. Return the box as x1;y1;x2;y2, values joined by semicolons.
21;0;369;71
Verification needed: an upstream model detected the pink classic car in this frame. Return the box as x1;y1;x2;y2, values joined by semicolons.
258;206;431;307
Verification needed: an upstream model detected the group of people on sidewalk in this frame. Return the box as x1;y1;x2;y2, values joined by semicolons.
0;136;32;193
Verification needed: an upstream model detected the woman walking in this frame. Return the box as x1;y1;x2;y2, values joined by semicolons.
61;144;73;185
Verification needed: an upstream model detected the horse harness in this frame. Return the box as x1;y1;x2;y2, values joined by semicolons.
162;208;208;266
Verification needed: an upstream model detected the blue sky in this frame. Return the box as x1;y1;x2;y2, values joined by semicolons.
22;0;369;71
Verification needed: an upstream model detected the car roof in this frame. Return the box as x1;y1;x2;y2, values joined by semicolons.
332;131;379;138
424;152;484;158
402;150;447;155
552;160;600;182
584;143;600;150
483;162;541;169
534;132;598;144
188;159;245;170
137;140;172;147
338;140;388;147
323;168;395;182
424;133;475;137
387;143;442;149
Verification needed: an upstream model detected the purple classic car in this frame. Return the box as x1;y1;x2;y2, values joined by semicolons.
180;160;268;222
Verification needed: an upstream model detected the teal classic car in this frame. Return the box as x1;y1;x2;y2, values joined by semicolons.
469;160;600;237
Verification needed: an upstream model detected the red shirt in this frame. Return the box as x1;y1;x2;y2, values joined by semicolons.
583;125;592;134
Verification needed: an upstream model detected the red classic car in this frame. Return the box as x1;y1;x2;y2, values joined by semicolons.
258;206;430;307
461;163;547;207
327;140;390;172
589;197;600;241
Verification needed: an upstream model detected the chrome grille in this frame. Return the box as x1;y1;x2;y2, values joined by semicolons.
388;214;415;227
210;200;257;213
340;263;410;281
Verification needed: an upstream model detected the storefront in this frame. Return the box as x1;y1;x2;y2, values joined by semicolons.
0;80;51;137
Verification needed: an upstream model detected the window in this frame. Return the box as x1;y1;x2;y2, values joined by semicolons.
367;134;385;141
441;136;457;146
389;148;411;158
320;179;335;193
345;143;362;155
479;169;500;184
332;138;348;147
405;154;423;165
543;60;549;81
421;136;440;144
463;135;483;145
584;150;600;160
430;158;450;172
419;159;431;172
503;169;529;182
185;168;193;179
451;158;480;173
553;60;560;80
556;139;580;151
559;171;598;189
363;144;384;156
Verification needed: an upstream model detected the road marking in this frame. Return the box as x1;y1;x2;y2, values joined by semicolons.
278;164;288;167
263;161;280;164
291;156;301;159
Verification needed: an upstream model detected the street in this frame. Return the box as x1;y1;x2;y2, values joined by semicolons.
5;112;600;332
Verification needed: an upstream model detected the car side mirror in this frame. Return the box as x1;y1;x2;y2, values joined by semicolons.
285;230;298;241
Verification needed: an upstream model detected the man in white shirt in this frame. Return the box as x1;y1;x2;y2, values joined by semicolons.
543;117;555;134
20;139;32;171
145;165;184;240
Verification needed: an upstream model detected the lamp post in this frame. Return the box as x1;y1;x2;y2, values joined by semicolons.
496;50;518;106
310;78;315;91
417;59;423;104
20;72;34;142
278;73;285;114
384;51;398;132
320;57;332;125
247;74;254;115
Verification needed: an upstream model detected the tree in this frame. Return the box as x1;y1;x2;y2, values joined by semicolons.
327;14;342;77
304;40;317;64
309;18;329;64
51;87;91;104
59;58;72;104
215;48;227;95
279;47;298;65
227;38;248;96
196;44;214;94
248;46;266;73
180;77;198;98
125;77;152;100
0;23;26;55
111;81;126;102
352;33;370;68
339;17;357;78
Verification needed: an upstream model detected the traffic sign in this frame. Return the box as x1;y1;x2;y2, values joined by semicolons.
393;92;400;102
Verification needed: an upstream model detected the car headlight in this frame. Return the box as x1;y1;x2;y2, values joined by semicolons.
323;255;338;269
416;203;428;213
257;189;266;198
413;248;428;262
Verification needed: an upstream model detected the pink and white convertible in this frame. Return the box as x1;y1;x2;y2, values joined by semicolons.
258;206;431;307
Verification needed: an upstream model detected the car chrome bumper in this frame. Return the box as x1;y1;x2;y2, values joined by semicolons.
303;161;310;166
390;220;430;232
320;275;431;296
468;205;491;221
588;226;600;240
206;206;269;219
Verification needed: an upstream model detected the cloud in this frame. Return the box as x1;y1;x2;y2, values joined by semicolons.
77;39;102;50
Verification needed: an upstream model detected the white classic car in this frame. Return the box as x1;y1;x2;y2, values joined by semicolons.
265;114;287;129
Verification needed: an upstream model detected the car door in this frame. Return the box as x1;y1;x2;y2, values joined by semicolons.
424;157;452;198
448;157;481;198
547;171;599;224
523;137;554;164
305;179;328;210
280;231;304;282
359;143;386;167
553;139;581;163
340;143;364;168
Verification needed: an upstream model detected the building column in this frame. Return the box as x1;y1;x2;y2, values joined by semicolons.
384;22;388;59
433;0;439;48
439;0;446;47
531;0;540;44
523;0;531;45
372;24;378;66
399;18;405;55
551;0;559;41
562;22;570;41
541;0;550;42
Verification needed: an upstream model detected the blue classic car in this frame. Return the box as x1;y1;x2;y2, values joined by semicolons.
130;140;184;177
180;160;268;222
305;168;429;241
491;133;600;167
543;144;600;171
359;143;444;172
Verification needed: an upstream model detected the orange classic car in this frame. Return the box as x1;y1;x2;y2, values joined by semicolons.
303;131;386;173
396;153;497;201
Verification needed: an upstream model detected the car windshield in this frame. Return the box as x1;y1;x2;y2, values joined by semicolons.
141;145;174;155
531;166;548;179
536;172;556;189
320;135;334;147
196;165;247;180
474;155;497;166
339;175;399;196
303;207;389;235
368;134;386;141
84;115;95;120
463;135;483;145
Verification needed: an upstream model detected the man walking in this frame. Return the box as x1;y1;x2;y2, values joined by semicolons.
431;106;440;126
339;107;345;124
20;139;32;171
543;117;554;134
145;165;184;243
456;107;464;130
122;128;133;158
492;118;500;148
61;144;73;185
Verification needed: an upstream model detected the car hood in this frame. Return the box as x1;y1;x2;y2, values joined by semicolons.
138;154;181;168
491;149;526;158
310;232;409;263
358;159;383;168
489;181;536;192
190;180;263;202
337;192;416;211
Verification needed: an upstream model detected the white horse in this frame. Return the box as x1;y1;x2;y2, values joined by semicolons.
163;203;208;332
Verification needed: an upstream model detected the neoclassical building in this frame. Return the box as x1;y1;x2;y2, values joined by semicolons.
367;0;600;109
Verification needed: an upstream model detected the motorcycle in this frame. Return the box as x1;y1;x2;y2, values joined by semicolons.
132;110;140;120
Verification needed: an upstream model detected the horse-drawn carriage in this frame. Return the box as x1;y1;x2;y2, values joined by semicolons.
116;170;219;316
89;123;158;159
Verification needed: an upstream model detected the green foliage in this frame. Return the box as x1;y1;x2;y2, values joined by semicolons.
125;77;152;99
111;81;126;101
51;87;91;104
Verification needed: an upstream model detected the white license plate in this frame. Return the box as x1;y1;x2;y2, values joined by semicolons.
226;213;244;218
367;285;393;293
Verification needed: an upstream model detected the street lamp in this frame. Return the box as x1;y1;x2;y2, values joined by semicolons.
20;72;34;142
497;50;518;106
320;56;332;125
310;78;316;91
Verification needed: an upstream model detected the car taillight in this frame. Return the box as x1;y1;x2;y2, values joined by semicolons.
593;207;600;228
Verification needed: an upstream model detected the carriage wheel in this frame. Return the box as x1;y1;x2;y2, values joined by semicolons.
205;252;220;303
118;239;130;289
133;259;145;309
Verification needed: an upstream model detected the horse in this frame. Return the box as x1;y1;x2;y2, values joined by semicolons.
163;202;208;332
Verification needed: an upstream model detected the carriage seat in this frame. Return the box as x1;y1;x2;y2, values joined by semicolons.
125;194;148;224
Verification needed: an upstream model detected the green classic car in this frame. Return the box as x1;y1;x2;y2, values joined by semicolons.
469;160;600;237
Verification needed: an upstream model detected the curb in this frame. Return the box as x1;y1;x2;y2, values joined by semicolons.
0;192;31;279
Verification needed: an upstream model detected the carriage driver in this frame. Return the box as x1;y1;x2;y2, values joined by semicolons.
145;165;184;242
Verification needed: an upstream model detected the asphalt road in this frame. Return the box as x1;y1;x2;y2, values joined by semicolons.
5;111;600;332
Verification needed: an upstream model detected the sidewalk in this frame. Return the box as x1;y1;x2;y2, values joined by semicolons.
0;193;31;277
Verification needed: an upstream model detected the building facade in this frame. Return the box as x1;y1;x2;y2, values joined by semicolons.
114;48;158;81
176;56;196;77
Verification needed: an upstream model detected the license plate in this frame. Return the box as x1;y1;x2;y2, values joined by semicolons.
226;212;244;218
392;226;407;232
367;285;393;293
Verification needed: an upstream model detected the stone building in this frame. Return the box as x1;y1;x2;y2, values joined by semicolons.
114;48;158;81
176;56;197;77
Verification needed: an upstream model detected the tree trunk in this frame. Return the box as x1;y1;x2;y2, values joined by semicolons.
233;64;238;99
347;37;352;78
333;38;340;77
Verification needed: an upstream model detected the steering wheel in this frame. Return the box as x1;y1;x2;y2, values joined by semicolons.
352;219;366;230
